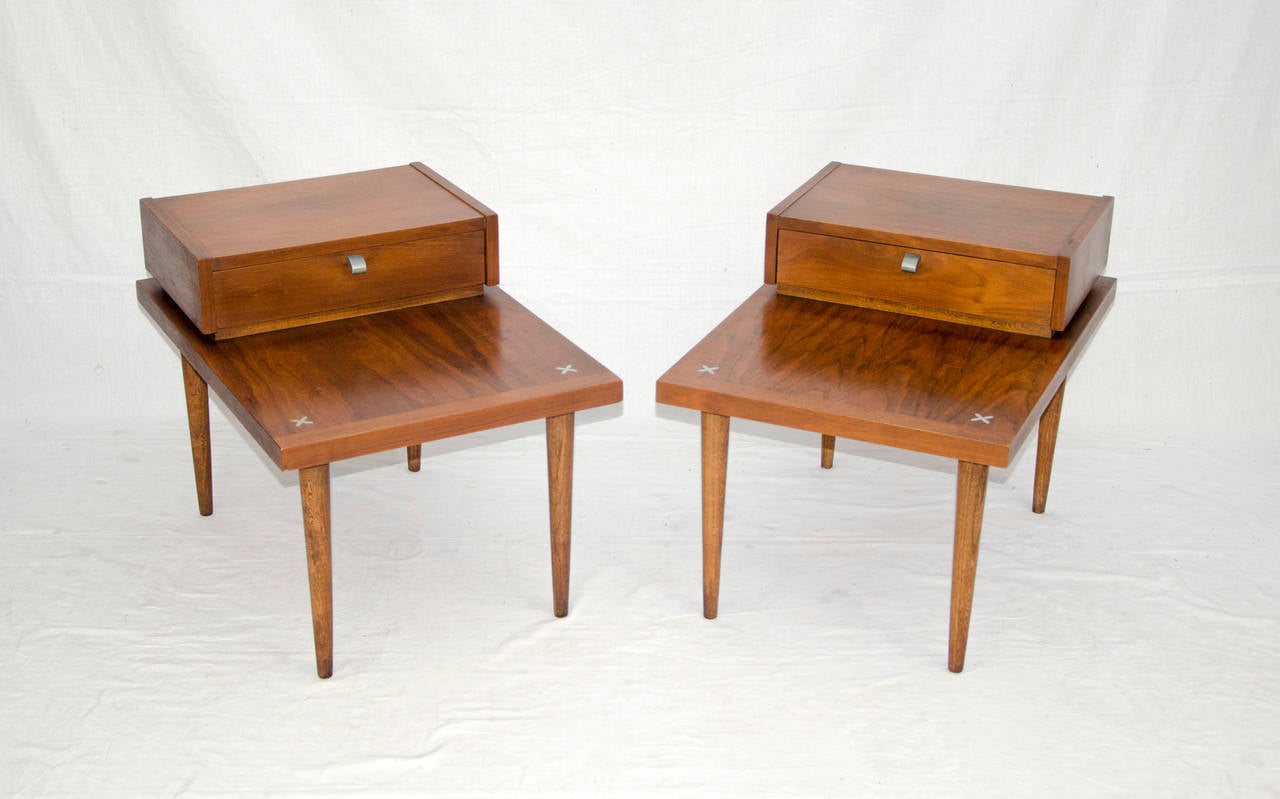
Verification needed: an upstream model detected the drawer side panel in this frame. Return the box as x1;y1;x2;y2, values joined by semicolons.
141;199;209;333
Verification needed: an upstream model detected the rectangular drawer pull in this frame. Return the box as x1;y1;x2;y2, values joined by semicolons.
347;254;367;275
900;252;920;274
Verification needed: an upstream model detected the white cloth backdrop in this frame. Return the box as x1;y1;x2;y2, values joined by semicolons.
2;1;1278;796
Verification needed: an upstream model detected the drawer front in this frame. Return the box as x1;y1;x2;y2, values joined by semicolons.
775;230;1055;331
211;230;485;334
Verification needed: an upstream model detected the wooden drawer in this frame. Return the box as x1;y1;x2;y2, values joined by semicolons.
211;230;485;337
775;230;1056;332
765;163;1113;336
141;162;499;338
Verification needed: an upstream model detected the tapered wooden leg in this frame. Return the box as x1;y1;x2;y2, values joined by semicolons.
299;464;333;679
1033;383;1065;514
949;461;989;673
180;358;213;516
702;412;730;619
820;434;836;469
546;413;574;618
407;444;421;472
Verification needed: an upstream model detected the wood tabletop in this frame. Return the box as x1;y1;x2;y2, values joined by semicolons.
142;164;486;270
772;163;1112;269
656;277;1115;466
139;279;622;470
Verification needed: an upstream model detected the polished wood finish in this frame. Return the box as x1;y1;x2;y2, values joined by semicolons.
658;279;1114;670
141;278;621;677
777;230;1056;335
411;162;500;286
820;434;835;469
181;357;213;516
141;163;619;678
546;413;574;617
139;280;622;470
949;461;988;673
657;279;1115;468
1033;382;1066;514
210;232;484;338
701;412;730;619
666;164;1115;671
764;161;841;283
141;164;496;337
299;464;333;679
766;163;1113;334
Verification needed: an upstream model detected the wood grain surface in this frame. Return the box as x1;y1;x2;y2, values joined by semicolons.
701;412;730;619
774;163;1112;268
143;165;484;268
948;461;988;673
820;434;835;469
181;357;213;516
210;230;485;336
776;229;1057;335
546;413;574;618
299;464;332;679
1033;382;1066;514
656;278;1115;467
139;279;622;470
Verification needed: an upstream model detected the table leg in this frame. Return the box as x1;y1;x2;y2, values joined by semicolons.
407;444;422;472
299;464;333;679
546;413;574;617
1033;382;1066;514
180;357;213;516
949;460;988;673
702;412;730;619
820;434;836;469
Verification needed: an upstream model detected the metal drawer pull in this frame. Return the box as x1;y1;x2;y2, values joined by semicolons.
900;252;920;274
347;254;367;275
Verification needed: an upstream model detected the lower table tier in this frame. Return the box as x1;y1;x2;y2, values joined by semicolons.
656;278;1115;671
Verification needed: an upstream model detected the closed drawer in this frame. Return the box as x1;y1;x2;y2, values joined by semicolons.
211;230;485;337
775;230;1056;334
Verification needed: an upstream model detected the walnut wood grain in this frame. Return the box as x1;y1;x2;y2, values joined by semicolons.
701;412;730;619
656;278;1114;468
299;464;332;679
410;162;500;286
212;286;482;340
764;161;840;283
765;163;1112;333
141;164;498;337
1033;382;1066;514
407;444;421;472
949;461;988;673
144;165;483;268
820;434;835;469
776;229;1056;335
546;413;574;617
775;163;1112;269
142;202;208;332
181;357;213;516
139;279;622;470
210;230;485;336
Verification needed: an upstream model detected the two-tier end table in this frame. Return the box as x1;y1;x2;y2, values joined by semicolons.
138;164;621;678
657;163;1116;672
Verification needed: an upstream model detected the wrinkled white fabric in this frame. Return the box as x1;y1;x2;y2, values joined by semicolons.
2;0;1278;795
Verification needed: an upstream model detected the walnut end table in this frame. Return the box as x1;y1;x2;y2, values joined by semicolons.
657;163;1116;672
139;280;621;678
